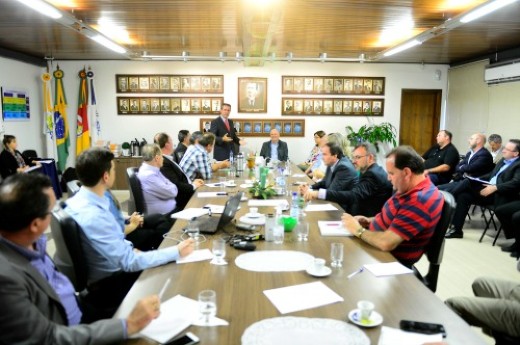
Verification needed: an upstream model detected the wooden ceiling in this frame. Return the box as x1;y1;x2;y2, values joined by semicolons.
1;0;520;66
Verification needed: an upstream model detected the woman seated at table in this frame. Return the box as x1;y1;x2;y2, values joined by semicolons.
0;135;40;179
306;132;352;181
298;130;325;171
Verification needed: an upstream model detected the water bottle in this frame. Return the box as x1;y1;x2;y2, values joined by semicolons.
273;207;284;244
276;168;287;196
284;158;292;176
264;213;275;242
290;191;300;218
236;152;244;172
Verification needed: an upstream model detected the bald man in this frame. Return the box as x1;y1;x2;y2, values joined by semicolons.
259;129;289;162
454;133;495;180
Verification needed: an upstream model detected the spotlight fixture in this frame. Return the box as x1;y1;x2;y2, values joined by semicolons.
319;52;327;62
268;52;276;62
182;51;190;62
218;51;227;62
235;52;244;62
358;53;366;63
286;52;293;63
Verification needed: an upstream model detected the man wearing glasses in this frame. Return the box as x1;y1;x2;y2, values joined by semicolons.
300;142;392;216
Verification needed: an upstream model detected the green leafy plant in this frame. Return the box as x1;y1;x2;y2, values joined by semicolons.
248;181;277;199
121;142;131;149
346;122;397;152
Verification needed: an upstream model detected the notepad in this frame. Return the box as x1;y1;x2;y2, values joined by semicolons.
318;221;352;236
171;208;209;220
363;262;413;277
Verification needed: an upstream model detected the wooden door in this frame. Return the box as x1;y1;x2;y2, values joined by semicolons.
399;89;442;155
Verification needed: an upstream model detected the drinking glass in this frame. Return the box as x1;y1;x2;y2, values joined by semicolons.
296;221;309;241
219;176;227;191
212;238;226;264
331;242;344;268
198;290;217;325
185;220;201;247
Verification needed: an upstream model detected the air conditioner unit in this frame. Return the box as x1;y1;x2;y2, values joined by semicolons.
484;60;520;84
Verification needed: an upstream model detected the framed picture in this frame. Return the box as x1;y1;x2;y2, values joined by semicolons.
212;99;221;111
202;120;212;133
283;77;293;92
281;97;384;116
150;98;160;112
160;99;170;111
139;77;149;90
253;122;262;133
280;76;385;95
171;77;180;92
130;98;139;111
274;122;282;133
159;77;169;90
191;77;201;92
199;118;305;137
283;122;292;134
293;78;303;92
304;78;313;92
283;99;293;113
243;122;252;133
323;100;333;114
1;89;30;121
129;77;139;90
140;99;150;111
119;98;129;112
373;78;385;94
118;97;223;115
238;77;267;113
293;121;304;134
234;121;242;134
118;77;128;91
263;121;272;133
294;100;303;113
201;77;211;91
363;79;373;94
201;99;212;112
171;99;180;112
149;77;159;90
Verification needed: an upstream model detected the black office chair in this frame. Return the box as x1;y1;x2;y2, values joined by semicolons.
126;167;147;214
22;149;38;160
478;204;503;245
66;180;81;197
413;190;456;292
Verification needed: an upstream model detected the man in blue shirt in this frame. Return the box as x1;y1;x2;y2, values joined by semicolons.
65;148;194;313
259;129;289;162
0;174;161;344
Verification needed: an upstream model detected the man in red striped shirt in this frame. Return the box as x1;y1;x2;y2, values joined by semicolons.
342;146;444;267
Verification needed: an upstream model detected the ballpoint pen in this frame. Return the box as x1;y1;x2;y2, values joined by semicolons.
347;267;364;279
158;278;171;301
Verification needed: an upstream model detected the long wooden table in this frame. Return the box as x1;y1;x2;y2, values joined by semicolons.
116;167;486;345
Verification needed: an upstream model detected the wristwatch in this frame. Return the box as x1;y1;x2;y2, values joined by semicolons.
356;227;367;239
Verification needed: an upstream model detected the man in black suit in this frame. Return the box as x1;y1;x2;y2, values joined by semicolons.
173;130;190;163
305;142;358;192
154;133;204;210
259;129;289;162
300;142;391;216
445;139;520;239
210;103;243;161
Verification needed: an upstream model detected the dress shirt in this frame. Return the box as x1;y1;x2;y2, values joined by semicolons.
137;163;178;215
489;157;519;185
0;234;82;325
270;142;279;161
65;187;180;284
179;144;212;180
105;190;126;233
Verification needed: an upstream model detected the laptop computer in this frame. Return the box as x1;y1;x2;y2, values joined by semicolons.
195;192;243;234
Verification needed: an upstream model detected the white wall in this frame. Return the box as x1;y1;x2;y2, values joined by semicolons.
0;58;449;166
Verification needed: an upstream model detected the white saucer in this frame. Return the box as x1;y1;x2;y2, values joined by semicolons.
245;212;262;219
226;184;237;188
239;215;266;225
306;266;332;277
348;309;383;328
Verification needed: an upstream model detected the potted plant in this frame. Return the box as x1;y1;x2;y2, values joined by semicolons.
121;142;131;156
248;181;277;199
346;122;397;152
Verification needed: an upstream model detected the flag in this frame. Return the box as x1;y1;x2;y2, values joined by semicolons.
76;68;90;155
53;66;70;172
87;68;101;144
42;72;57;160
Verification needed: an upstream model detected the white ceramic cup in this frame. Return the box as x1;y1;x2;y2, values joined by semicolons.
357;300;374;321
313;258;326;272
249;207;258;216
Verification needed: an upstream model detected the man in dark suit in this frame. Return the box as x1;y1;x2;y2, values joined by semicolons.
210;102;243;161
307;142;358;192
445;139;520;239
173;129;190;163
301;143;392;216
0;174;160;344
154;132;204;210
259;129;289;162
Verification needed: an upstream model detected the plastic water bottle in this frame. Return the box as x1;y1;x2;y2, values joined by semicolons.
276;168;287;196
264;213;275;242
273;207;284;244
284;158;292;176
290;191;300;218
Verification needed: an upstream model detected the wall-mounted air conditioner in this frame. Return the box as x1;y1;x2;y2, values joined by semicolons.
484;60;520;84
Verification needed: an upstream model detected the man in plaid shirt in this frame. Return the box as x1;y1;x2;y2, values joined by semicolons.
179;133;229;180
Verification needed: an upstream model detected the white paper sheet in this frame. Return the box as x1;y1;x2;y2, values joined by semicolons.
176;249;214;264
24;165;42;173
171;208;209;220
39;160;54;164
304;204;338;212
263;281;344;314
203;204;225;214
318;221;352;237
363;262;414;277
292;173;307;177
377;326;443;345
197;192;229;198
248;199;289;208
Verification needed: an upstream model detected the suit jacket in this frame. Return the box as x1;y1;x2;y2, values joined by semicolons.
0;241;124;345
210;116;240;161
325;163;393;217
160;156;194;210
259;140;289;162
312;157;358;192
173;143;188;164
479;158;520;206
0;149;31;179
454;147;494;179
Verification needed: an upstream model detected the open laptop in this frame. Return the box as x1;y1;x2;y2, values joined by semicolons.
195;192;243;234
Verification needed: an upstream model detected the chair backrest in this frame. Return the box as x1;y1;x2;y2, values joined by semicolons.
66;180;81;197
22;149;38;160
126;167;147;214
421;190;456;292
50;207;88;292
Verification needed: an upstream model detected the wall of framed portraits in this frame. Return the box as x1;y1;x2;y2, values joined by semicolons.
200;118;305;137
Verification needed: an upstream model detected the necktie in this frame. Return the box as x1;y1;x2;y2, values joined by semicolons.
224;118;230;131
325;166;333;187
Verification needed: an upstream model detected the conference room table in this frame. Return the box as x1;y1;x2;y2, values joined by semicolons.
116;166;486;345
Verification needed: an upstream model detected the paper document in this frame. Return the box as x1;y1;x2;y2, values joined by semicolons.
24;165;42;173
203;204;225;214
377;326;442;345
466;175;493;185
292;173;307;178
263;281;343;314
176;249;214;264
304;204;338;212
318;221;352;237
248;199;289;208
38;160;54;164
364;262;413;277
197;192;229;198
171;208;209;220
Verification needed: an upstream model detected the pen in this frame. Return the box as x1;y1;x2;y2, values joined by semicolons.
158;278;171;301
216;192;228;196
347;267;364;279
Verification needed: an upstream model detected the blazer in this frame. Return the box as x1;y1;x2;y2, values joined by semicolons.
311;157;358;192
160;156;194;210
0;241;124;345
454;147;494;179
0;149;31;179
259;140;289;162
210;116;240;161
325;163;393;217
479;158;520;206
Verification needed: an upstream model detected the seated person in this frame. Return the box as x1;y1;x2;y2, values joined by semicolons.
300;142;392;216
137;144;179;216
342;146;444;267
0;134;41;179
179;133;229;180
154;132;204;210
422;130;460;185
173;129;190;163
259;129;289;162
495;199;520;257
452;133;494;180
487;133;504;164
0;174;160;344
65;148;194;317
298;130;325;171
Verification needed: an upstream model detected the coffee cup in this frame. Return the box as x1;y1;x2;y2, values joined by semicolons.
357;300;374;322
313;258;326;272
249;207;258;217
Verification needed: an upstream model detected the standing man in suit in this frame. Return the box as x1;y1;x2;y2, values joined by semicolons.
210;103;243;161
259;129;289;162
307;142;358;192
154;132;204;210
0;174;160;344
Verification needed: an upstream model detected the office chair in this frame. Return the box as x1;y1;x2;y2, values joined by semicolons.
66;180;81;197
126;167;147;214
413;190;456;292
478;204;502;245
22;149;38;160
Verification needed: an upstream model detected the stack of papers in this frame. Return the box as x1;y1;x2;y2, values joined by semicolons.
248;199;289;208
363;262;413;277
171;208;209;220
197;192;229;198
318;221;352;237
377;326;442;345
304;204;338;212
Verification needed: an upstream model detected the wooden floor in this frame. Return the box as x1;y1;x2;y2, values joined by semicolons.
47;192;516;344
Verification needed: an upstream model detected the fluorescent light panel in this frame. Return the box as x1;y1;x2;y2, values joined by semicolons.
90;35;127;54
460;0;519;23
383;39;421;57
15;0;62;19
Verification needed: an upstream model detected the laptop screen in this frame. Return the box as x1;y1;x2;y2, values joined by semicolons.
218;192;243;228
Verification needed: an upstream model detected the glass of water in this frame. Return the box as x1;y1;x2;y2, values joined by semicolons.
296;221;309;241
198;290;217;325
330;242;344;268
185;219;201;247
212;238;226;264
